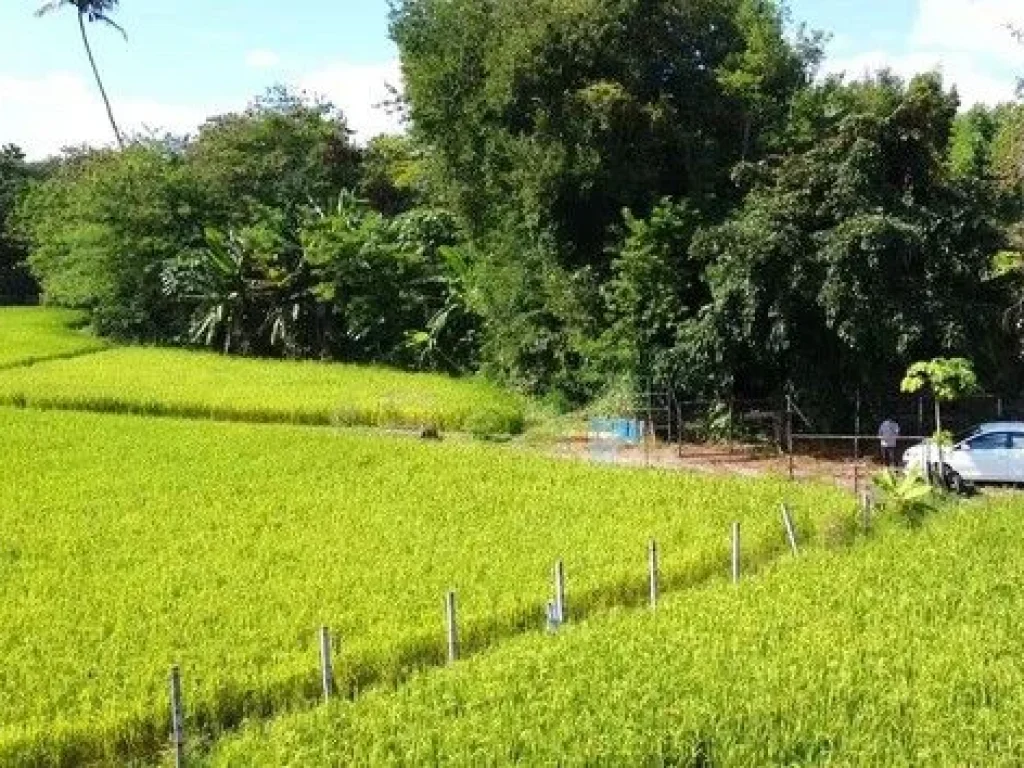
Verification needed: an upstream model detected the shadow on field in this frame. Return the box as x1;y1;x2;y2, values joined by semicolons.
115;531;810;765
15;522;824;766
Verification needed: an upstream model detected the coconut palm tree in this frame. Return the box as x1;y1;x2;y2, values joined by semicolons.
36;1;126;148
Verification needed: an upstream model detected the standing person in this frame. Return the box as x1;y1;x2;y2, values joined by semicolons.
878;417;900;467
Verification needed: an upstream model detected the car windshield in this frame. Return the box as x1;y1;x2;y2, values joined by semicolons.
955;427;981;443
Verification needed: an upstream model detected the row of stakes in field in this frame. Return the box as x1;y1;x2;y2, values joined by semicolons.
166;496;875;766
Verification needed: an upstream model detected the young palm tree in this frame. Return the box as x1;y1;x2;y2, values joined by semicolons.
36;1;126;149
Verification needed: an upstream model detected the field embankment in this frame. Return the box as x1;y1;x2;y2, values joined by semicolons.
0;331;525;435
0;306;107;369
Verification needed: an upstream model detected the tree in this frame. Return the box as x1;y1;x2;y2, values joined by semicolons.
186;87;362;231
36;1;127;149
391;0;820;397
601;198;703;385
0;144;38;303
359;134;427;216
682;72;1005;417
900;357;979;436
19;143;204;339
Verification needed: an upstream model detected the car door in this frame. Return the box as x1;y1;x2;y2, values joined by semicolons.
1008;432;1024;483
953;432;1009;482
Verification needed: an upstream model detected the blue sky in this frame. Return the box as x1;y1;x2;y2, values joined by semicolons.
1;0;1021;158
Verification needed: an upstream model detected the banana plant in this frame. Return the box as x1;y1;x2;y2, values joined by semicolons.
163;225;317;356
873;468;936;527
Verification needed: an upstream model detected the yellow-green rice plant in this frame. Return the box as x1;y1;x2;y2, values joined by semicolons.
207;500;1024;767
0;407;848;764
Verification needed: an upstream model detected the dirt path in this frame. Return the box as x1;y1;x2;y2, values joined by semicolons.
552;437;882;494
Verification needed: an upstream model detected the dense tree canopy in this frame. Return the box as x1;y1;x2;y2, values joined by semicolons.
0;145;40;303
390;0;825;396
6;0;1024;417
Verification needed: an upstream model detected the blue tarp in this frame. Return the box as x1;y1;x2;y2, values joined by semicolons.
589;418;645;445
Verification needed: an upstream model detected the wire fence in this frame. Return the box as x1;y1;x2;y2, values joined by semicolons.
583;390;1024;493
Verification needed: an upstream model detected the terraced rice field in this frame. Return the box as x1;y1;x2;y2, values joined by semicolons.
0;306;106;369
0;310;524;435
0;407;849;765
209;501;1024;766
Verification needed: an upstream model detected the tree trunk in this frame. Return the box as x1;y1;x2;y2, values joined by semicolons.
79;12;124;149
741;112;752;162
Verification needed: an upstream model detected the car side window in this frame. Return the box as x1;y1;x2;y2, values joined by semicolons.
1011;433;1024;449
967;432;1009;450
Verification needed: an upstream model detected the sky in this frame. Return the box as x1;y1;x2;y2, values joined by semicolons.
1;0;1023;159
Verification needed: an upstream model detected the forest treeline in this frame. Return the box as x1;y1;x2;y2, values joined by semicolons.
3;0;1024;413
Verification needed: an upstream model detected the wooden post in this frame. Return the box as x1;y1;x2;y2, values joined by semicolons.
554;559;566;624
781;503;799;555
731;522;741;584
169;665;184;768
786;396;795;481
445;591;459;663
648;539;659;609
319;626;334;702
853;462;861;497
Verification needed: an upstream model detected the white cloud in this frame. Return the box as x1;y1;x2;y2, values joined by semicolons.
0;58;405;160
824;50;1016;106
819;0;1024;107
245;49;281;70
0;71;209;159
910;0;1024;64
296;59;405;142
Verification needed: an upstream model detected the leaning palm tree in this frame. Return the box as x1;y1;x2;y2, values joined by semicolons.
36;0;126;148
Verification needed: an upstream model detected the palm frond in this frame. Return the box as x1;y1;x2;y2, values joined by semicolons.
91;11;127;40
34;1;68;18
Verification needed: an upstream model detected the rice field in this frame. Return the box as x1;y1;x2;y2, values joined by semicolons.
0;306;106;369
0;407;850;765
0;341;525;435
207;499;1024;767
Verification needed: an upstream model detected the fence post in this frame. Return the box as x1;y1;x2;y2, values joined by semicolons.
727;399;735;454
169;665;184;768
677;402;684;458
644;418;651;469
786;396;795;481
545;600;559;633
861;490;873;532
554;559;567;624
319;626;334;702
648;539;659;609
647;386;654;468
731;522;741;583
781;503;799;555
445;590;459;663
853;462;861;497
854;389;861;458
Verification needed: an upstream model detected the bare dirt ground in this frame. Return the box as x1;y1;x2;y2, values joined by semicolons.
552;436;882;494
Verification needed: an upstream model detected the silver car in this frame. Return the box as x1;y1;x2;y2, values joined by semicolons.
902;421;1024;492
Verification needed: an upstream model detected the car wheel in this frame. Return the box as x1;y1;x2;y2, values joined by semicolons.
944;466;967;495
